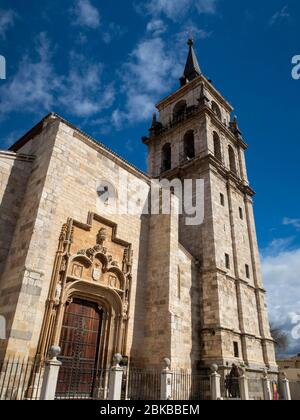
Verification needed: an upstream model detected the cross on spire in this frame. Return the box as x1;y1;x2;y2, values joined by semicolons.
180;39;202;87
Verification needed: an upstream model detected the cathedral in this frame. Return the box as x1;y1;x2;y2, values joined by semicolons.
0;40;277;387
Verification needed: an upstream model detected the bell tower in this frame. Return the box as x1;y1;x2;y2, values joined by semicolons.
143;40;277;373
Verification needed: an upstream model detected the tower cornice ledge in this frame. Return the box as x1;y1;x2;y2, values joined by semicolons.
143;104;248;151
156;74;233;113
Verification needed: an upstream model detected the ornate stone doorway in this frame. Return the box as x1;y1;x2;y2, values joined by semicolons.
56;298;105;399
36;214;133;380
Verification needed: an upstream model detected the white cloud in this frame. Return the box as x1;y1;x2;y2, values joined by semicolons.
0;33;115;120
112;36;181;128
102;22;127;44
0;33;58;117
146;19;167;36
195;0;218;14
59;52;115;117
262;245;300;356
176;22;212;44
141;0;217;21
262;237;295;257
283;217;300;231
0;8;17;39
269;5;290;26
72;0;100;29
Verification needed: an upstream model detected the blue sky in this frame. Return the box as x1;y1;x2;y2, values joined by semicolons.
0;0;299;355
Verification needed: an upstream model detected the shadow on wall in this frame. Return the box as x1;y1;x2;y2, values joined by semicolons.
130;213;150;368
0;155;33;360
0;121;59;361
0;156;32;275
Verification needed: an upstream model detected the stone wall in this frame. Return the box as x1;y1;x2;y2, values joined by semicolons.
0;152;33;276
0;116;150;362
0;118;59;359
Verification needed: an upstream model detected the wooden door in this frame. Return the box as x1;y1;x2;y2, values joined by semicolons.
56;299;103;399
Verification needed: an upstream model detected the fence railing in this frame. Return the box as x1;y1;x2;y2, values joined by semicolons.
125;367;161;401
1;354;294;401
55;365;110;400
0;358;44;400
171;370;210;400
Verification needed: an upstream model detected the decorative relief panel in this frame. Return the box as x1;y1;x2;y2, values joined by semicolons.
53;213;133;308
38;213;133;363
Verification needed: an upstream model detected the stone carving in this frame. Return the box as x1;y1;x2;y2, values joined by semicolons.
60;258;67;273
97;228;107;245
54;282;62;306
72;263;83;278
77;249;86;257
111;261;119;268
59;224;68;242
123;299;129;319
92;266;102;282
109;274;118;289
93;244;102;253
86;248;96;260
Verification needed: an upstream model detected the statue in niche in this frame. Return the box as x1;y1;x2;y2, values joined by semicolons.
60;258;67;273
97;228;107;246
123;299;129;320
54;282;62;306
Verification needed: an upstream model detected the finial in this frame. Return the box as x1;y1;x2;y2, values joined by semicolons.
180;37;201;86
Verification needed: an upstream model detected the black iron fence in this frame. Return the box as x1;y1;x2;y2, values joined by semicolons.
1;357;291;401
125;367;161;400
55;365;110;400
0;358;44;400
171;370;210;401
123;367;210;401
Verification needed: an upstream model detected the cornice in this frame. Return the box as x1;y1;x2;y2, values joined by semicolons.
156;74;234;113
144;104;248;151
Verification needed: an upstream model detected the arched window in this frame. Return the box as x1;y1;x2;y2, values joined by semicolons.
213;132;222;162
184;130;195;160
228;145;237;175
162;143;171;172
212;101;222;120
173;100;187;122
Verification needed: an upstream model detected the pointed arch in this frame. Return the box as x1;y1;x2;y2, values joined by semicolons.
173;100;187;122
183;130;195;160
213;132;222;162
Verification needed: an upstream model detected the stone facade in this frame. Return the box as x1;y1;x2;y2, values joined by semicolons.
0;47;277;378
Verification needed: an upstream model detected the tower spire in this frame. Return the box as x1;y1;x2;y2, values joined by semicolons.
180;39;201;86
